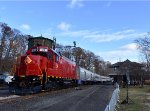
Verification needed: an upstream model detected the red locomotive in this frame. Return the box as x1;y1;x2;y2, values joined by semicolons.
10;37;78;93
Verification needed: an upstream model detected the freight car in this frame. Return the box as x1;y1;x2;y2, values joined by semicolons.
9;36;112;94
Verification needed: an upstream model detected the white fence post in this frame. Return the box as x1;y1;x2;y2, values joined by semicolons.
104;83;120;111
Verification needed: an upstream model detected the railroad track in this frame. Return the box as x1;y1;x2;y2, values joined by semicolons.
0;85;90;103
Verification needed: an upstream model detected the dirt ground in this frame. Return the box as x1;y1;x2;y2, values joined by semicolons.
0;85;114;111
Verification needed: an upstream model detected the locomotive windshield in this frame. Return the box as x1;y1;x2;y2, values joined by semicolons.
31;47;48;57
31;47;48;52
31;52;48;57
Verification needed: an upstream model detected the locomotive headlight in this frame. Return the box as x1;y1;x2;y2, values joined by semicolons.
39;48;48;52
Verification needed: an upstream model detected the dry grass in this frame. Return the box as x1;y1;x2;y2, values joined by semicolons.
117;85;150;111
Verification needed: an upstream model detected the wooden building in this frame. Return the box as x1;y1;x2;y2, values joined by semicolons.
109;59;144;86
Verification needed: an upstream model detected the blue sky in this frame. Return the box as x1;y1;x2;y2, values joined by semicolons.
0;0;149;63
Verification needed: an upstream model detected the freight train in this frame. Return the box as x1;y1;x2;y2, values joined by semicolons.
9;36;112;94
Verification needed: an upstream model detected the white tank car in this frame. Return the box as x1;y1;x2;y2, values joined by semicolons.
78;67;113;83
79;67;97;82
79;67;101;81
100;75;113;82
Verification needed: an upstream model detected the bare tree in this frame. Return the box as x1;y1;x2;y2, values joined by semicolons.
0;23;12;71
135;33;150;72
72;47;84;66
0;22;28;73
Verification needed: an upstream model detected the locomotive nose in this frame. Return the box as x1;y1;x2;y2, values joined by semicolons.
17;55;42;77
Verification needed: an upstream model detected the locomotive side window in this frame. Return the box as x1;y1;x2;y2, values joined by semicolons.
55;54;59;62
48;52;53;59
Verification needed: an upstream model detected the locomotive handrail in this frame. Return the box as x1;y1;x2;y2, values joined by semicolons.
11;64;16;76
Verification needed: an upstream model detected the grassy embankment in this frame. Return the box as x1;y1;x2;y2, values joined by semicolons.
117;85;150;111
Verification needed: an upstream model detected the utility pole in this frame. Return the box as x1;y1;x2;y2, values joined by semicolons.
121;67;133;104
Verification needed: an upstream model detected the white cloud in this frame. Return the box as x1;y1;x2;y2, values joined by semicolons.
98;43;140;63
21;24;30;30
120;43;138;51
84;29;146;42
57;22;71;32
68;0;84;8
58;29;146;43
56;24;145;63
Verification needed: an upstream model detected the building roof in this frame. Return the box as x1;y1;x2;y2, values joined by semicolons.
111;59;143;68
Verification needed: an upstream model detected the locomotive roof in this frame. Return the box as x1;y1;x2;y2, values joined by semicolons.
28;36;54;42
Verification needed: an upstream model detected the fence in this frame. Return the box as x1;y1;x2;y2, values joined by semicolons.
104;83;120;111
